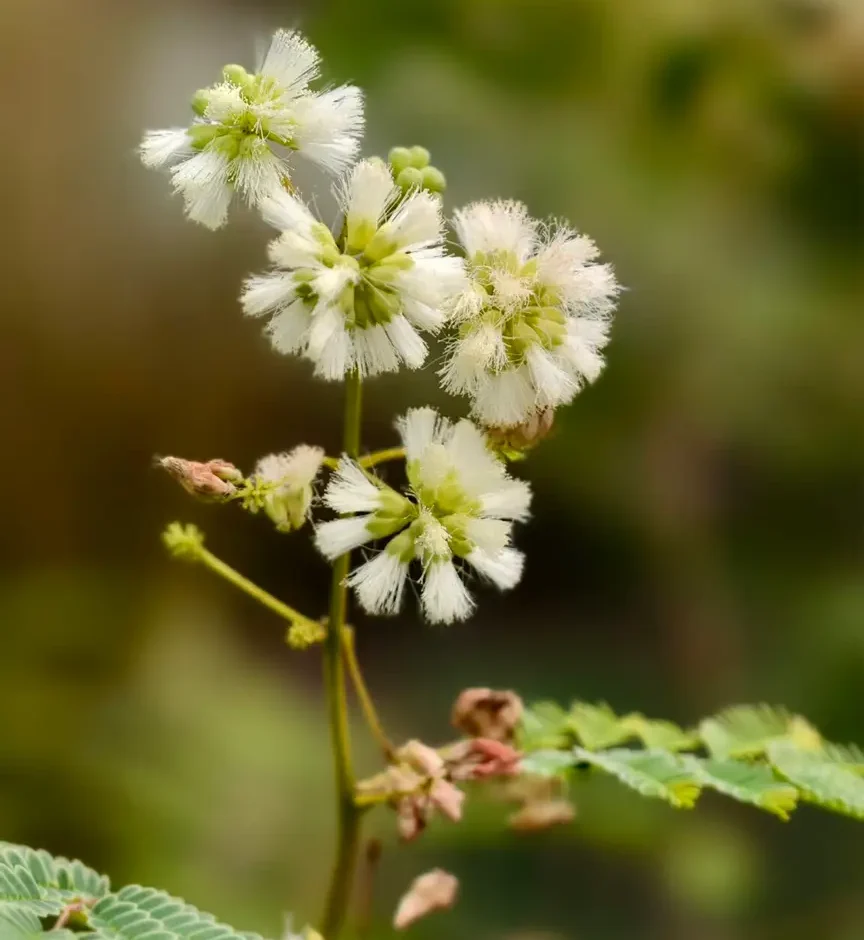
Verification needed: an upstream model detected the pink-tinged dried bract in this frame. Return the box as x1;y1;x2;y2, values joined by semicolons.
451;687;524;742
508;798;576;832
442;737;522;781
393;869;459;930
157;456;242;500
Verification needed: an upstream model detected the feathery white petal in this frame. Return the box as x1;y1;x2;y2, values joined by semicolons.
400;296;446;332
463;517;511;555
453;200;538;263
341;159;397;226
232;145;288;206
526;344;576;407
261;29;321;90
348;551;409;615
292;86;364;174
479;479;532;521
385;316;427;369
325;459;383;514
259;190;319;235
397;407;447;462
470;367;536;428
241;273;298;317
421;559;475;625
140;128;191;169
466;547;524;590
379;191;442;251
315;515;374;560
179;180;233;230
266;300;311;354
353;323;401;377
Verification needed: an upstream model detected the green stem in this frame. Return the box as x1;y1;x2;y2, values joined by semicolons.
320;369;364;940
343;626;396;761
359;447;406;469
196;546;320;636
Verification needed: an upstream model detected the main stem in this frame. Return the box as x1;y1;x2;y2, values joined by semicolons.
320;369;363;940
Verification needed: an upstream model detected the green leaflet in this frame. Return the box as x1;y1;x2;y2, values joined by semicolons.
682;756;799;820
569;703;633;750
518;700;864;824
574;747;701;809
518;700;572;750
768;741;864;820
0;845;272;939
699;705;794;760
619;714;699;752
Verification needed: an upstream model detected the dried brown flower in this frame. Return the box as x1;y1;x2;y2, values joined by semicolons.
157;456;242;500
451;688;524;742
486;408;555;452
393;869;459;930
443;737;522;781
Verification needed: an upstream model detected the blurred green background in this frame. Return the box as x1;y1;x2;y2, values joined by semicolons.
2;0;863;937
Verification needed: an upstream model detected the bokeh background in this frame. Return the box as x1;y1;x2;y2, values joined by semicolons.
2;0;864;937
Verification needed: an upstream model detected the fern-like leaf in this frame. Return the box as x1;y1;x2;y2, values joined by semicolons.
768;741;864;820
573;747;701;809
619;714;699;752
682;756;799;820
699;705;793;760
518;701;572;750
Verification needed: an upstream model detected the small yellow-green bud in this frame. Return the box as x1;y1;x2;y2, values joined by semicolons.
191;89;211;117
187;124;220;150
222;64;251;87
396;167;424;191
421;166;447;194
162;522;205;561
408;145;431;169
388;146;413;176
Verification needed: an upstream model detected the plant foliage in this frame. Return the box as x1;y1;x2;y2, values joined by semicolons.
518;702;864;821
0;843;267;939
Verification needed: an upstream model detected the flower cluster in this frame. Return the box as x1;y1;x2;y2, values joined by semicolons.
315;408;531;624
442;200;620;428
141;30;363;229
240;159;465;378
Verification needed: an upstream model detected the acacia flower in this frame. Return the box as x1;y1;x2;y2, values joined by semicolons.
140;30;364;229
441;200;620;428
240;160;465;379
314;407;531;624
254;445;325;532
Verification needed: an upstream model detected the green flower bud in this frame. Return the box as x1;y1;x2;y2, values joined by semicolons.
191;88;211;117
386;528;417;563
388;146;413;176
212;133;241;160
162;522;205;561
187;124;220;150
408;145;431;169
396;167;424;191
222;64;251;87
421;166;446;194
364;282;401;324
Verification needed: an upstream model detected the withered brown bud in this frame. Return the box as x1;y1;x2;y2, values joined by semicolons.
508;798;576;832
397;739;445;777
451;688;524;742
485;408;555;452
157;456;241;500
393;869;459;930
442;737;522;781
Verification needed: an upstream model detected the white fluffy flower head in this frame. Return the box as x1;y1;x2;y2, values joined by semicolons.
140;30;364;229
442;200;621;428
240;159;466;380
314;408;531;625
254;445;325;532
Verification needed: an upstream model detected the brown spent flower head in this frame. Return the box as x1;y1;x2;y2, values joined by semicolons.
442;737;522;781
451;688;524;742
508;798;576;832
157;456;242;500
356;740;467;842
486;408;555;454
393;869;459;930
